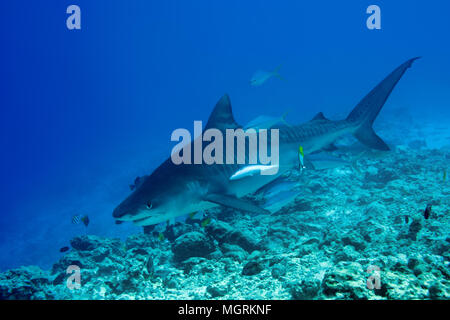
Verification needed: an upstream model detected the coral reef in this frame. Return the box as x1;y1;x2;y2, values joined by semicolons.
1;141;449;300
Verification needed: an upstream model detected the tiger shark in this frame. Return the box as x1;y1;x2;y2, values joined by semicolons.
113;57;419;226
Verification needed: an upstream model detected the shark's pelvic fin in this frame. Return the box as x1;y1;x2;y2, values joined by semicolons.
346;57;420;151
304;153;349;171
205;94;240;131
322;143;338;152
203;193;270;215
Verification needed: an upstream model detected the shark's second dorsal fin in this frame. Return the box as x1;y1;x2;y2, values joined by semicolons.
311;112;330;121
205;94;240;131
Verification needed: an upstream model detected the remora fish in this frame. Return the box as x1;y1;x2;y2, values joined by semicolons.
113;58;419;226
243;111;290;131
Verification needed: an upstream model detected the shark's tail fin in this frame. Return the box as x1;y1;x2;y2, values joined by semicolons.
346;57;420;150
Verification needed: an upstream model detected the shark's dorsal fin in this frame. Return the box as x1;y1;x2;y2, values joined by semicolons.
205;94;240;131
311;112;330;121
203;193;269;215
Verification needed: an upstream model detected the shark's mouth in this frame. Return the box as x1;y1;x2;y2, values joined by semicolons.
132;214;167;227
113;208;152;222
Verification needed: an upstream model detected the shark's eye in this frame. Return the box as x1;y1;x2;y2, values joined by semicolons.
146;201;153;209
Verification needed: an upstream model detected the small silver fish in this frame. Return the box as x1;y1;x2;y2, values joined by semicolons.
250;65;283;86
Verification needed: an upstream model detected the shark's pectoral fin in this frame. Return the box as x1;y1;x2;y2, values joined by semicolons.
309;143;338;155
203;193;269;215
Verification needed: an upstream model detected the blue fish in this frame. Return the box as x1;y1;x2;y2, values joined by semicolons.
250;65;284;86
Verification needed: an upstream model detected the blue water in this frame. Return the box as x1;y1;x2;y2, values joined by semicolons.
1;0;449;271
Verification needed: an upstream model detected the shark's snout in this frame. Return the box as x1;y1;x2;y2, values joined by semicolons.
113;200;154;222
112;206;126;219
112;204;136;220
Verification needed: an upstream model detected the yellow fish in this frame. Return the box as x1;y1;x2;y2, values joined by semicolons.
444;169;447;182
188;212;197;219
158;232;164;241
298;145;305;170
201;217;211;228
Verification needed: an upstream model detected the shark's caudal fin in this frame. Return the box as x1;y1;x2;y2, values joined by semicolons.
346;57;420;150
